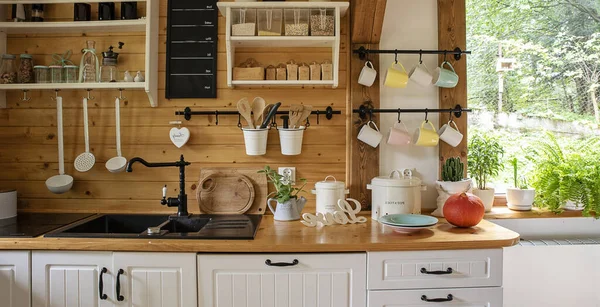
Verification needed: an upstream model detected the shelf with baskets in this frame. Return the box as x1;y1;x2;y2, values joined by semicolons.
217;1;349;89
0;0;158;108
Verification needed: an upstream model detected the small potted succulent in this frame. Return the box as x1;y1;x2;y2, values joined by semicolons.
506;158;535;211
468;134;504;212
432;157;473;217
259;166;307;221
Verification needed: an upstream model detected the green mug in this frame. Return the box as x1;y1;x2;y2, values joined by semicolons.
433;61;459;88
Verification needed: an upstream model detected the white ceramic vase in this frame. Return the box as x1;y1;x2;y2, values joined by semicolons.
506;188;535;211
473;188;495;212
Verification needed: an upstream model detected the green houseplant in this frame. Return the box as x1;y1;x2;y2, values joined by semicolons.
432;157;473;217
468;133;505;212
259;166;308;221
505;157;536;211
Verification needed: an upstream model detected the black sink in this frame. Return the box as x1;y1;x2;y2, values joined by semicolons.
161;216;211;233
46;214;170;238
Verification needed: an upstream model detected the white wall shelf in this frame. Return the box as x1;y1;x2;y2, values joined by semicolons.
217;1;348;89
0;0;158;108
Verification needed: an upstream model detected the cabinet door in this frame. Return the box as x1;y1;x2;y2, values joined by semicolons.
32;251;114;307
368;288;502;307
113;252;197;307
198;253;367;307
0;251;31;307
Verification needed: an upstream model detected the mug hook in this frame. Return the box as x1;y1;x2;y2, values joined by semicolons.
443;51;448;62
369;109;374;122
419;50;423;64
86;89;94;100
424;108;429;123
237;113;242;129
215;110;219;126
448;109;454;123
394;49;398;64
397;108;402;123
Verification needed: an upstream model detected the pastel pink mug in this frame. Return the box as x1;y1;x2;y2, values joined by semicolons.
387;122;411;146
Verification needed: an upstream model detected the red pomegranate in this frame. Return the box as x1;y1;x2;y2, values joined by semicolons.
443;193;485;228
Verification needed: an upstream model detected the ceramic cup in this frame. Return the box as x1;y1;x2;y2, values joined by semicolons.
432;61;459;88
438;120;463;147
409;62;433;87
357;121;383;148
413;120;439;147
387;122;411;146
384;62;409;88
358;61;377;87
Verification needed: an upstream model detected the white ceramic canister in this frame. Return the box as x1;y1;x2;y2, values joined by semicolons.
367;170;424;221
311;176;350;214
0;189;17;220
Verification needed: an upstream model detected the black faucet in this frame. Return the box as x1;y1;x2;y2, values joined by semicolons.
126;155;191;218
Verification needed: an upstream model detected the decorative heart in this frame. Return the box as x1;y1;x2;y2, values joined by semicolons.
170;127;190;148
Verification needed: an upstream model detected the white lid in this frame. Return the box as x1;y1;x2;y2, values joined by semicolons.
315;175;346;190
370;170;421;187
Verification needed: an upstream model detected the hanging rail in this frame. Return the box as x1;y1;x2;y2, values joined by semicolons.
353;104;471;119
175;106;340;124
353;46;472;61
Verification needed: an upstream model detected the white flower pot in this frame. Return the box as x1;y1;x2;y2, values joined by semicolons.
473;188;495;212
506;188;535;211
563;200;584;211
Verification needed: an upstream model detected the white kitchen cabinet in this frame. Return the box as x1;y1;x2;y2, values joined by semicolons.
0;251;31;307
368;288;503;307
113;252;197;307
198;253;366;307
32;251;114;307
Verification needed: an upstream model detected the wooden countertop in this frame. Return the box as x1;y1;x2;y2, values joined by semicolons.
0;216;519;253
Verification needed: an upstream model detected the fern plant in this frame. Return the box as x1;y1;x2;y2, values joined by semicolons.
258;166;307;203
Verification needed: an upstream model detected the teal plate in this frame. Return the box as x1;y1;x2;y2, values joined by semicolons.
379;214;438;227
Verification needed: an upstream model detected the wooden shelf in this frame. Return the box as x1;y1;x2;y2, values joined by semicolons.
0;82;145;90
217;2;349;16
0;19;147;34
0;0;144;3
231;36;335;48
231;80;335;87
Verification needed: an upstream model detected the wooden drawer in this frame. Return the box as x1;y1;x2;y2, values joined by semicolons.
367;249;502;290
368;287;503;307
198;253;366;307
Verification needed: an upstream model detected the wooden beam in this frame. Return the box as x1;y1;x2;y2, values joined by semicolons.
351;0;387;44
438;0;468;176
348;43;380;209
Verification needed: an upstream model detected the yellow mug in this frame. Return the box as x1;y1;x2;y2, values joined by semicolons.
384;62;409;88
413;120;439;146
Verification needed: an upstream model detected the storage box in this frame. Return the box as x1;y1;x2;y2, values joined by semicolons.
233;67;264;80
310;8;335;36
284;9;309;36
258;9;282;36
232;8;256;36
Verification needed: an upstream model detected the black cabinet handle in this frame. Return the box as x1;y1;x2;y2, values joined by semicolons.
99;267;108;300
116;269;125;301
420;267;453;275
421;294;453;302
265;259;299;267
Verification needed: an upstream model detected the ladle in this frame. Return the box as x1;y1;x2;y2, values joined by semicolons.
106;98;127;173
45;96;74;194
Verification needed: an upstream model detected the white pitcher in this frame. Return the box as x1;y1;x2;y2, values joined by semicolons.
267;197;307;221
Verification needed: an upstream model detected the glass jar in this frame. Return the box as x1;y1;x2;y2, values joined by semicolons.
18;54;34;83
284;9;309;36
0;54;18;84
231;8;256;36
258;9;282;36
31;4;44;22
50;65;63;83
310;8;335;36
63;65;78;83
100;63;118;82
34;65;49;83
81;40;98;83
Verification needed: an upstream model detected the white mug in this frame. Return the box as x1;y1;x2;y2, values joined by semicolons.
409;62;433;87
358;61;377;87
438;120;463;147
357;121;383;148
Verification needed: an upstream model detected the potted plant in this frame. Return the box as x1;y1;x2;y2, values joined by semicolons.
468;134;504;212
432;157;473;217
506;158;536;211
258;166;307;221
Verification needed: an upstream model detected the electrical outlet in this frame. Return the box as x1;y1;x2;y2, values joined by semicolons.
278;167;296;184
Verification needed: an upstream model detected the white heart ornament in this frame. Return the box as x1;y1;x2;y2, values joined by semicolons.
170;127;190;148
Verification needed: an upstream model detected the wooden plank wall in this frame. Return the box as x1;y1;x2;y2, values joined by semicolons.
0;0;349;214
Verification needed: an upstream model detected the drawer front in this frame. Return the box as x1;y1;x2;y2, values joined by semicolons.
368;288;503;307
368;249;502;290
198;253;367;307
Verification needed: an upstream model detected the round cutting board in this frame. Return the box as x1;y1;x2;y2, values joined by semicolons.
197;174;255;214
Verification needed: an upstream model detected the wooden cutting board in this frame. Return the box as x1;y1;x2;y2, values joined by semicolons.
197;168;268;215
197;174;254;214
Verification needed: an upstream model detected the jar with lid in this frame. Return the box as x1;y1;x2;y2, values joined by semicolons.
310;8;335;36
81;40;98;83
31;4;44;22
49;66;63;83
232;8;256;36
258;9;282;36
34;65;49;83
18;54;34;83
0;54;18;84
311;176;349;215
63;65;78;83
284;9;309;36
100;45;120;82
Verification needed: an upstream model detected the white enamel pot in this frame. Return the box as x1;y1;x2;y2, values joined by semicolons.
367;169;425;221
311;175;349;215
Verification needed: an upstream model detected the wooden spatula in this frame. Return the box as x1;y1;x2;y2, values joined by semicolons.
237;98;254;128
252;97;266;125
288;104;304;129
297;105;313;127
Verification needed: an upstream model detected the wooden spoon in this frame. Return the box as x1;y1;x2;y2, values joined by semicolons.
252;97;266;125
237;98;254;128
288;104;304;129
297;105;313;127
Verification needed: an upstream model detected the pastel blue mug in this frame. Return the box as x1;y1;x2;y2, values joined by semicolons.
433;61;459;88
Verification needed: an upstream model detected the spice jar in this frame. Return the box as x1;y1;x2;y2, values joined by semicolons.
310;61;321;80
34;65;49;83
232;8;256;36
284;9;309;36
310;9;335;36
63;65;78;83
321;60;333;80
286;60;298;81
299;62;310;81
0;54;18;84
31;4;44;22
50;65;63;83
18;54;34;83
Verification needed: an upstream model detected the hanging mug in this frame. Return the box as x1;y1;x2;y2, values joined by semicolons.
358;61;377;87
413;120;439;147
438;120;463;147
387;121;411;146
357;121;383;148
433;61;459;88
384;62;409;88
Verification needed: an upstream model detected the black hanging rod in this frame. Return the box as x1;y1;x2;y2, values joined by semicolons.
354;104;471;119
175;106;340;122
354;46;472;61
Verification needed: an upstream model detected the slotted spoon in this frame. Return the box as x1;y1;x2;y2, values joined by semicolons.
74;97;95;172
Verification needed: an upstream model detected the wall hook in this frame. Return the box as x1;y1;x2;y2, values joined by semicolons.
214;110;219;126
116;89;126;101
448;109;454;122
397;108;402;123
50;89;60;100
86;89;95;100
443;51;448;62
237;114;242;129
394;49;398;64
424;108;429;123
21;90;31;102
